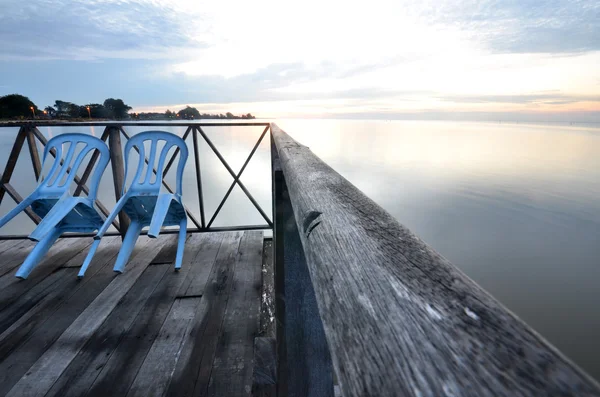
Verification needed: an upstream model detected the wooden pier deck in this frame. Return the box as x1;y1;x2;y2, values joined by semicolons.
0;231;266;397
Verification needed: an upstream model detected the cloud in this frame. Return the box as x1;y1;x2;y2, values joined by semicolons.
0;0;598;120
438;93;600;105
0;0;207;61
426;0;600;54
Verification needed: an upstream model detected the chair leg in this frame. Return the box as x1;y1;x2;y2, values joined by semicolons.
113;220;142;273
28;199;78;242
174;217;187;270
15;227;62;279
96;195;129;239
78;238;102;278
148;195;172;238
0;196;35;229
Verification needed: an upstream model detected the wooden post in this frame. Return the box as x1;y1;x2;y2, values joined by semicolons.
0;126;27;204
192;127;206;228
270;123;600;397
272;134;287;396
108;126;129;238
25;126;42;181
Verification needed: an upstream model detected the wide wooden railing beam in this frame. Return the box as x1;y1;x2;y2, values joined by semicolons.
270;123;600;397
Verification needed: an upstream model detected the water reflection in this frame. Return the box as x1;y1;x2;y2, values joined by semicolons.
277;119;600;380
0;119;599;379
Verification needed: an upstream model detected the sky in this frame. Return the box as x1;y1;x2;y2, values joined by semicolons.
0;0;599;120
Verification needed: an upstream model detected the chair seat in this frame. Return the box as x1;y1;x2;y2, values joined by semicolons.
30;197;105;235
122;194;186;227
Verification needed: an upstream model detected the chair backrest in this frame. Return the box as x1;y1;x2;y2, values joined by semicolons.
38;133;110;199
123;131;188;195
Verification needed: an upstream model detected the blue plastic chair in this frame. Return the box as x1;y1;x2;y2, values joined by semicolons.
81;131;189;277
0;133;110;279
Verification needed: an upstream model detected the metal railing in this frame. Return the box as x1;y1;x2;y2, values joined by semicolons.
0;122;272;239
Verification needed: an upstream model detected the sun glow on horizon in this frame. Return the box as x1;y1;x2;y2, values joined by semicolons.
1;0;599;120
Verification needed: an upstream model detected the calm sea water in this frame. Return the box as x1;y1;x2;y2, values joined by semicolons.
1;119;599;379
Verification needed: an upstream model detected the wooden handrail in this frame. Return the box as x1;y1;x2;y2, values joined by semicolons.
270;123;600;396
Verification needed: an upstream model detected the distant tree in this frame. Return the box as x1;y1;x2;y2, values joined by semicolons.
54;100;79;118
246;113;255;119
103;98;132;119
165;109;173;118
177;106;201;119
0;94;37;118
83;103;105;119
226;112;234;119
44;106;56;117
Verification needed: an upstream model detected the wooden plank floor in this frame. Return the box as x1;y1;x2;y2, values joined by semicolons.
0;231;264;397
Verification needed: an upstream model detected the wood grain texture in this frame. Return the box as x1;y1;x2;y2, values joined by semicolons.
0;237;120;348
44;263;171;397
0;237;92;309
0;239;35;276
252;337;276;397
124;233;226;397
165;231;244;397
0;238;127;396
270;123;600;397
85;233;222;397
5;235;174;397
207;231;263;397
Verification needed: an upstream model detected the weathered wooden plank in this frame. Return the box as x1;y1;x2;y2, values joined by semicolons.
207;231;263;397
129;232;242;397
150;234;189;265
176;232;225;298
0;239;128;396
5;235;174;397
271;123;600;396
252;337;276;397
60;236;121;268
260;238;274;337
0;239;35;276
86;233;223;397
45;263;171;397
165;231;244;397
0;237;121;349
0;237;92;309
47;234;205;397
127;297;203;397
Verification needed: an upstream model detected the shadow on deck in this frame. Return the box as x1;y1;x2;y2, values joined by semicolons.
0;231;268;397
